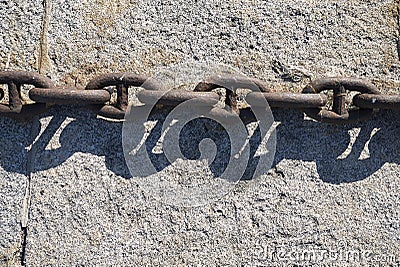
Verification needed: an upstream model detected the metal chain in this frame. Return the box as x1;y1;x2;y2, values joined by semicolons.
0;71;53;119
0;71;399;124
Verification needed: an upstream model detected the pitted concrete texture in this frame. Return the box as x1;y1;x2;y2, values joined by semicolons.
2;0;399;90
24;110;400;266
1;0;400;266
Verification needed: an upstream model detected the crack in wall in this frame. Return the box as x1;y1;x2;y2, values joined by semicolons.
395;0;400;62
20;119;42;266
38;0;52;74
19;1;53;263
19;228;28;266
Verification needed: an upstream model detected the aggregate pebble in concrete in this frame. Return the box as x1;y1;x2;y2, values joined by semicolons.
0;0;400;266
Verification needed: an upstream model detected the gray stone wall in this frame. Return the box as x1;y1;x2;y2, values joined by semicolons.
1;0;399;266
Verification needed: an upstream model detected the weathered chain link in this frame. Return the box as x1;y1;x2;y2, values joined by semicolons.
302;78;381;124
84;73;162;120
0;71;53;119
0;71;399;123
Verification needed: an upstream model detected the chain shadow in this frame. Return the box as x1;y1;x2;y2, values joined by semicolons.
143;116;231;175
0;116;40;176
0;105;264;180
126;106;273;180
272;109;399;184
0;105;398;184
0;106;235;179
0;106;131;178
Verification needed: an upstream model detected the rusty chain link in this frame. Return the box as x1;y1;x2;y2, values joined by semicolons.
353;94;400;110
0;71;399;123
30;87;111;105
0;71;54;119
193;75;270;121
301;77;382;124
84;73;163;119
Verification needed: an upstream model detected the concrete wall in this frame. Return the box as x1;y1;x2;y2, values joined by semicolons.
1;0;399;266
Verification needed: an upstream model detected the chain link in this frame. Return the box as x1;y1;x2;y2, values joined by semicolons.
193;75;271;121
29;87;111;105
84;73;161;119
0;71;399;123
353;94;400;110
302;78;381;124
138;90;219;107
0;71;54;119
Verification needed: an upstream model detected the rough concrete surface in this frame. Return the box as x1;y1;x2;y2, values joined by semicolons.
1;0;400;266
